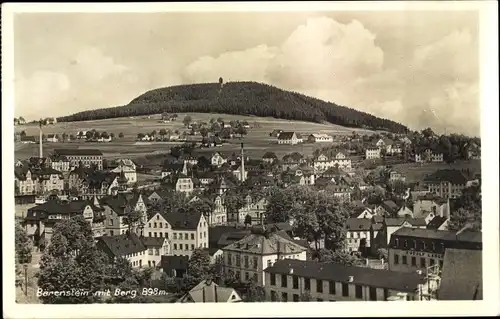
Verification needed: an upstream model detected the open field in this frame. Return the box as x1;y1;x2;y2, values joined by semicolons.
15;113;377;163
392;160;481;183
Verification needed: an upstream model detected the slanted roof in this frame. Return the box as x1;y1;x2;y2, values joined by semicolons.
346;218;372;231
25;200;93;221
277;132;295;140
163;209;202;230
161;255;189;272
265;259;426;292
97;233;146;257
424;169;468;185
223;231;306;255
392;227;482;244
438;249;482;300
141;236;166;248
54;148;103;156
426;216;449;230
384;217;426;227
262;152;278;159
180;280;241;303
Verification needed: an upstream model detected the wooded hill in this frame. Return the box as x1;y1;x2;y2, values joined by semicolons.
57;81;409;133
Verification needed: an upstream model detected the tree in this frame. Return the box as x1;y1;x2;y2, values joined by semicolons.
159;129;167;140
235;126;247;139
188;249;211;280
376;248;388;261
123;208;144;234
137;133;145;140
118;132;124;138
183;115;192;127
110;132;115;139
16;223;33;264
299;291;313;301
447;208;481;232
421;127;435;139
200;127;209;138
243;280;266;302
244;214;252;226
316;249;360;266
223;190;246;223
20;130;27;137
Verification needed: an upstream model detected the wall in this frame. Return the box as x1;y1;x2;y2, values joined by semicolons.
388;248;444;273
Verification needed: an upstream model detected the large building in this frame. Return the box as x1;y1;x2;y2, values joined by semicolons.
387;227;482;274
423;169;468;199
277;132;302;145
264;259;427;302
53;149;103;170
221;229;307;286
365;147;381;160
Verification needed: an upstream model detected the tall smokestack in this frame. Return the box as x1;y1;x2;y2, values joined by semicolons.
240;143;246;182
39;119;43;159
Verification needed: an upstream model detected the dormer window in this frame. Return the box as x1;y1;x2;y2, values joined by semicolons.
395;238;399;247
404;240;408;248
431;242;436;251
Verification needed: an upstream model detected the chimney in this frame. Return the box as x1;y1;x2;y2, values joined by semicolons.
348;276;354;282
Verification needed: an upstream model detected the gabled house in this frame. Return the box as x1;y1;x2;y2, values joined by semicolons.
370;217;427;255
365;147;381;160
415;149;443;163
46;134;59;143
277;132;302;145
426;216;450;231
177;279;242;303
308;134;333;143
345;218;373;254
15;167;37;195
20;135;36;144
111;159;137;185
211;152;227;167
175;176;194;194
100;193;148;236
81;172;120;199
96;233;149;268
32;168;65;195
234;194;268;225
413;194;450;219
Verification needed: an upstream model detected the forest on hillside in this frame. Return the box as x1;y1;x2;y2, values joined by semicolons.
57;81;409;133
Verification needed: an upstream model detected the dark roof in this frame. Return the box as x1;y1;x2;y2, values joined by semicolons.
438;249;482;300
84;171;118;187
141;236;166;248
96;233;146;257
217;230;251;248
100;195;135;216
209;226;242;247
416;194;448;205
223;232;306;255
426;216;449;230
25;200;93;221
163;209;203;230
424;169;468;185
381;200;398;213
161;255;189;272
346;218;372;231
277;132;295;140
392;227;482;244
265;259;425;292
54;149;103;156
262;152;278;159
21;135;36;142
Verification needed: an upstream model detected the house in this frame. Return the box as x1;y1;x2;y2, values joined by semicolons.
264;259;427;302
45;117;57;125
233;194;268;225
210;195;228;226
351;206;374;219
437;249;482;300
270;129;283;138
221;228;307;286
111;159;137;185
202;136;223;148
31;168;65;195
277;132;302;145
325;185;351;202
396;205;413;218
175;176;194;194
97;136;112;143
345;218;373;254
96;233;148;268
161;255;189;278
182;155;198;166
50;155;71;172
24;199;105;249
415;149;443;163
100;194;148;236
370;217;427;255
81;171;121;199
413;194;450;219
262;152;278;164
465;142;481;160
211;152;227;167
14;167;37;195
46;134;59;143
388;170;406;183
141;236;171;268
423;169;468;199
20;135;36;144
365;147;381;160
161;163;185;179
177;279;242;303
53;149;103;170
387;227;482;274
308;134;333;143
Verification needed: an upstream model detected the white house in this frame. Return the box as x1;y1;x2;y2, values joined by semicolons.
176;176;194;194
111;159;137;185
365;147;381;160
277;132;302;145
308;134;333;143
211;152;227;167
46;134;59;143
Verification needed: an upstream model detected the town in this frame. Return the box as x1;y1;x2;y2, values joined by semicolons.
14;114;482;303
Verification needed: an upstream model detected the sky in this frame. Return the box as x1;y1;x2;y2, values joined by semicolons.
13;10;480;136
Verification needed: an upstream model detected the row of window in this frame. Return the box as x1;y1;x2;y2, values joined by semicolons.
394;254;443;269
394;239;445;252
269;276;383;301
173;242;207;250
227;254;259;269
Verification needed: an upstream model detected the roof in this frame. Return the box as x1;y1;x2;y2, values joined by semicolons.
222;231;306;255
209;226;243;246
277;132;296;140
391;227;482;244
262;152;278;159
346;218;372;231
100;194;137;216
385;217;427;227
97;233;146;257
426;216;449;230
162;209;203;230
265;259;426;292
180;280;240;303
424;169;468;185
54;149;103;156
382;200;398;212
21;135;36;142
416;194;448;205
141;236;166;248
438;249;483;300
25;199;94;220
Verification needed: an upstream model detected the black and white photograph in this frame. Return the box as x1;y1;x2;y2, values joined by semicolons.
2;1;499;318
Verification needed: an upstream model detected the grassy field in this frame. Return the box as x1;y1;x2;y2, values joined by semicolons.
15;113;377;163
392;160;481;183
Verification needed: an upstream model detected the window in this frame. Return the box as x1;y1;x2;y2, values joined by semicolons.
404;240;408;248
173;233;177;240
185;233;189;239
148;248;153;255
355;285;362;299
314;279;322;293
430;259;435;266
270;274;276;286
342;283;349;297
267;260;272;268
253;273;258;282
159;222;162;228
411;257;417;266
394;254;399;265
228;253;232;266
166;233;169;239
383;288;389;300
431;242;436;251
109;219;114;226
421;258;426;268
154;232;157;238
191;244;194;250
317;298;323;302
282;292;288;302
159;232;163;238
245;272;250;281
179;244;183;250
270;291;277;301
236;255;241;267
154;222;157;228
369;287;377;301
156;215;159;220
304;278;310;290
413;240;417;249
292;276;299;289
253;257;258;270
155;248;160;256
402;255;407;265
179;233;183;240
244;256;249;268
329;281;336;295
281;274;288;288
293;294;299;302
